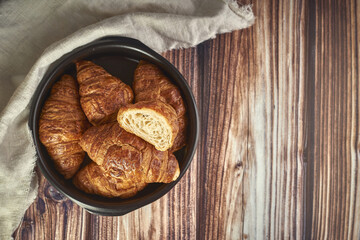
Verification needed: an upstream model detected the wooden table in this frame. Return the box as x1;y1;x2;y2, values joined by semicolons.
14;1;360;239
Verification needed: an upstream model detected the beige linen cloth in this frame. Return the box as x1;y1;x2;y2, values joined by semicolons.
0;0;254;238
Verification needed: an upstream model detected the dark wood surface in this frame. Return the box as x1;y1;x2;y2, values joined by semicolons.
307;0;360;239
14;1;360;239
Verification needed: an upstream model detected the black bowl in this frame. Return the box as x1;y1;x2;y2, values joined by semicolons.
28;36;199;216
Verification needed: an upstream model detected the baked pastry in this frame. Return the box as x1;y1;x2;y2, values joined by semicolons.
133;60;187;152
73;162;147;198
78;122;180;195
76;60;134;126
39;74;90;179
117;100;179;151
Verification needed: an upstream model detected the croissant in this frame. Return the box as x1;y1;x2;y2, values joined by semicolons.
74;122;180;197
76;60;134;126
73;162;147;198
39;75;90;179
133;60;187;152
117;100;179;151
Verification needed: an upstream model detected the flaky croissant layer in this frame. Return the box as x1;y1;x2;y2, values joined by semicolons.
39;75;90;179
73;162;148;198
73;122;180;197
76;60;134;126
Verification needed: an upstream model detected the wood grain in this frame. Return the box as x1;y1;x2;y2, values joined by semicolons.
13;173;91;240
13;0;360;239
250;1;307;238
306;0;360;239
196;1;307;239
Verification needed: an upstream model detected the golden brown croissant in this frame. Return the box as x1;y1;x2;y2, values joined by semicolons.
133;60;187;152
76;122;180;197
117;100;179;151
39;74;90;179
73;162;147;198
76;60;134;126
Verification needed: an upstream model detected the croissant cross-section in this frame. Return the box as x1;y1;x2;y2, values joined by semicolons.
117;100;179;151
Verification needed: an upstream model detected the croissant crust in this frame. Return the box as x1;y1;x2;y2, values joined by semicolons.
76;60;134;126
39;74;89;179
74;122;180;197
73;162;148;198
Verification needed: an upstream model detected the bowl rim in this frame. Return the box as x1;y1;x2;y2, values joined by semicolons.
28;36;199;215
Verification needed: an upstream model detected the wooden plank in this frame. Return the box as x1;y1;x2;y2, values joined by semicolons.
197;31;252;239
196;1;307;239
250;1;307;238
307;0;360;239
13;173;90;240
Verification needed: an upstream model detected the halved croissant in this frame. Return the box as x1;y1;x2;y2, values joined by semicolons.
76;60;134;126
77;122;180;195
133;60;187;152
39;75;90;179
117;100;179;151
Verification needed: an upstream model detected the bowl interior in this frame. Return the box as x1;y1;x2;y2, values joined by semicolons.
30;37;199;215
